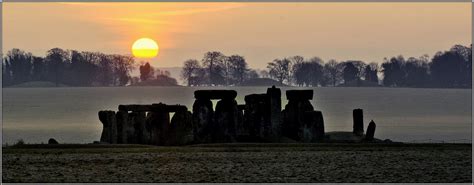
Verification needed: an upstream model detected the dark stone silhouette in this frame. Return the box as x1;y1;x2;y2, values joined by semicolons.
365;120;376;141
244;93;267;140
48;138;59;144
131;111;148;144
303;111;325;142
169;110;194;145
97;87;380;145
192;98;214;143
282;90;315;141
353;109;364;136
98;110;117;144
266;86;282;140
214;98;239;142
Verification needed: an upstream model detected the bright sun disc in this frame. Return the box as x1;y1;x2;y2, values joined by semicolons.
132;38;159;58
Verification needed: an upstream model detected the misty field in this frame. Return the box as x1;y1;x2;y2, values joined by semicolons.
2;143;471;183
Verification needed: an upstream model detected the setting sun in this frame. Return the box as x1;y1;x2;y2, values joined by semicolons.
132;38;159;58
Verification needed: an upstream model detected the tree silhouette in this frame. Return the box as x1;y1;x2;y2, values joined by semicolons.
267;58;290;85
139;62;154;82
181;59;201;86
202;51;225;86
343;62;358;84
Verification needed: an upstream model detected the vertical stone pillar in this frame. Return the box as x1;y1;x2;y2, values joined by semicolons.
98;110;117;144
353;109;364;136
214;98;239;142
244;94;266;140
192;98;213;143
169;110;194;145
115;111;128;144
266;85;281;140
365;120;376;141
147;111;170;145
282;90;314;141
132;111;147;144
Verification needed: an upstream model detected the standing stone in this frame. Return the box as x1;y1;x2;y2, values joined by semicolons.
132;111;149;144
266;86;281;140
282;90;314;141
115;111;129;144
169;110;194;145
365;120;376;141
302;111;325;142
353;109;364;136
147;111;170;145
192;98;214;143
236;104;247;140
244;94;267;140
214;98;239;142
98;110;117;144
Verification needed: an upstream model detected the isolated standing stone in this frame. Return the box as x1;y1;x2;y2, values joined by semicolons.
353;109;364;136
365;120;376;141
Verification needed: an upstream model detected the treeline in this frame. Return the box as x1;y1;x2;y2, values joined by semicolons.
182;44;472;88
3;48;135;87
180;51;259;86
2;48;178;87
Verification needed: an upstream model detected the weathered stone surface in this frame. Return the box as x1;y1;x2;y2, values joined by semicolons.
192;99;214;143
168;110;194;145
353;109;364;136
48;138;59;144
214;99;239;142
194;90;237;100
98;110;117;144
365;120;376;141
119;104;187;112
286;90;313;100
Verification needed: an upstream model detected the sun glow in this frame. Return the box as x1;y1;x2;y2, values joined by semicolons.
132;38;159;58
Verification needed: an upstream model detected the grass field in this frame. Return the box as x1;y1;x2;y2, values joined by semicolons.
2;143;472;183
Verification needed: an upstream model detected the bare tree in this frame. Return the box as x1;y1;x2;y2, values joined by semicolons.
202;51;225;86
181;59;201;86
267;58;290;85
227;55;248;85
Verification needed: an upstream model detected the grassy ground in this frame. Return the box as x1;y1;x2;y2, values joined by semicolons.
2;143;472;183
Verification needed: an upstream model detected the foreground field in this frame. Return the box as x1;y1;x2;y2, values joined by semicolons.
2;143;472;183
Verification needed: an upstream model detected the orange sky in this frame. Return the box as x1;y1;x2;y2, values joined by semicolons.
3;2;472;68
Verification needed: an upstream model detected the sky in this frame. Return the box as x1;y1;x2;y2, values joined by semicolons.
3;2;472;69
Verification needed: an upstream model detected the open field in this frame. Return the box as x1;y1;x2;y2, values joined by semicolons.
2;143;472;183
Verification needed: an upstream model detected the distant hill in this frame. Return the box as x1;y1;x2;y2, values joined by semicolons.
238;78;287;87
